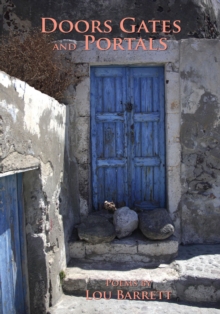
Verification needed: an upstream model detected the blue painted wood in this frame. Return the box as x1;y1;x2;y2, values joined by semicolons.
0;174;27;314
96;113;124;122
97;158;126;167
17;173;28;312
91;72;99;207
94;68;124;77
91;66;166;209
130;67;165;207
134;113;160;122
134;157;160;167
134;76;141;203
158;70;166;207
126;67;134;206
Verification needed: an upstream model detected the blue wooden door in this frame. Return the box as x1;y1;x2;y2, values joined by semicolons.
0;174;27;314
91;66;165;209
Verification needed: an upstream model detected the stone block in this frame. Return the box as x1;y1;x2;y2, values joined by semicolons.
75;77;90;117
166;142;181;167
166;113;180;145
165;69;180;114
167;166;181;216
137;235;178;256
85;240;137;256
69;231;178;265
74;117;90;164
85;253;151;264
69;241;85;259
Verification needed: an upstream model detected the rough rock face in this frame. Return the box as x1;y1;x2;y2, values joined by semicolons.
2;0;219;41
113;207;138;239
180;91;220;243
139;208;174;240
77;215;116;244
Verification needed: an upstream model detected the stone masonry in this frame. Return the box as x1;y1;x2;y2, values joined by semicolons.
0;71;69;313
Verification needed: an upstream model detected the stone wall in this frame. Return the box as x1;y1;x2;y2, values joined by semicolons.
0;0;220;40
0;71;74;313
66;38;220;245
180;39;220;244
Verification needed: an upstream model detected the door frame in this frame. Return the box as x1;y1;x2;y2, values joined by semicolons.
88;62;180;219
71;40;181;237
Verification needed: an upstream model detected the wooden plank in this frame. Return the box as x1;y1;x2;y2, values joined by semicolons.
96;113;124;122
91;69;99;208
134;166;142;202
103;77;115;113
134;112;159;122
116;167;125;205
10;174;26;313
96;123;103;158
97;158;126;167
158;68;166;207
94;67;124;77
146;166;154;201
96;76;103;113
133;77;141;113
134;157;160;167
115;76;124;113
127;67;134;206
104;123;116;158
153;76;160;203
105;168;116;202
116;121;124;158
122;69;129;206
131;67;159;77
115;75;126;205
115;77;124;159
141;78;153;158
142;166;147;201
97;167;105;207
0;175;15;314
17;173;28;313
144;76;153;156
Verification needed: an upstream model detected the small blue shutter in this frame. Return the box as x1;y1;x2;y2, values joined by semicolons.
0;173;27;314
91;66;165;209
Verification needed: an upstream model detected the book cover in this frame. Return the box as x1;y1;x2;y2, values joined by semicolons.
0;1;220;313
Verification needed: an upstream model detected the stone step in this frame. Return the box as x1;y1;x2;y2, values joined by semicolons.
69;231;179;267
50;295;220;314
63;244;220;304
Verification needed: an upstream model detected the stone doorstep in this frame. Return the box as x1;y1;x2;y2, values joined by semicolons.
63;261;178;298
63;244;220;304
62;259;220;303
69;231;179;265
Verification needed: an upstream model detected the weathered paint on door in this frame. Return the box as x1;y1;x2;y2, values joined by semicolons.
91;66;165;209
0;173;27;314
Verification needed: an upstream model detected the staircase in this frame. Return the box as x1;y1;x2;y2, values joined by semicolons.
62;235;220;304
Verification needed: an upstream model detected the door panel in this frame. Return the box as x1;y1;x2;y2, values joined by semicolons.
91;66;165;209
130;67;166;208
0;174;27;314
